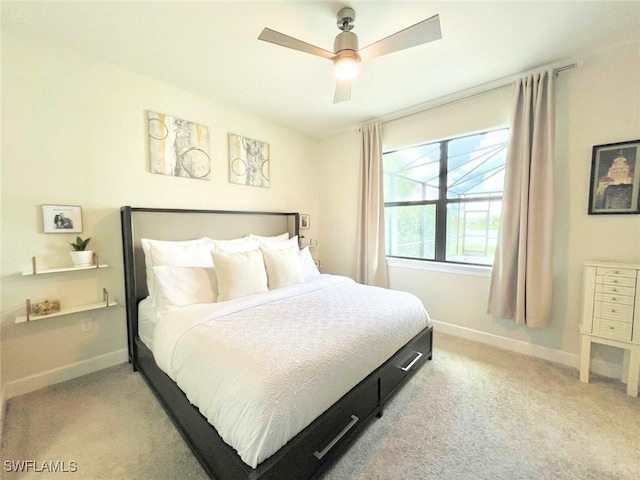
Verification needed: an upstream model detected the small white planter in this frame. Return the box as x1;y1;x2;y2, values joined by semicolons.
70;250;94;267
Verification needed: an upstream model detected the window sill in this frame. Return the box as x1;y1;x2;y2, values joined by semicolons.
386;257;492;278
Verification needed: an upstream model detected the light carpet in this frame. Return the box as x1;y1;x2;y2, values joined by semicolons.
2;332;638;479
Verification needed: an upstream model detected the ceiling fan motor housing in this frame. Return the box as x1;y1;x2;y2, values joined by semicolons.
334;31;359;56
333;30;360;81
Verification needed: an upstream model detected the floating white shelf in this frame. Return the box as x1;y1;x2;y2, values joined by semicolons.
22;264;109;276
22;255;108;276
17;256;116;324
15;300;118;324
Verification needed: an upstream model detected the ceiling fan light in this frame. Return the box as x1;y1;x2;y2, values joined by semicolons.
333;55;359;81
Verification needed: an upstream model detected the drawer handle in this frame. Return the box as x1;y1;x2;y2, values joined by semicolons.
401;352;424;372
313;415;359;460
611;297;617;301
611;309;616;313
612;288;618;292
614;271;619;274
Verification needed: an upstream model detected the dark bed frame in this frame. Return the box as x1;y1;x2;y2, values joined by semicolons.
120;206;433;480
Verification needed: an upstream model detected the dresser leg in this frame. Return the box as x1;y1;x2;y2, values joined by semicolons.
621;350;630;384
626;347;639;397
579;335;592;384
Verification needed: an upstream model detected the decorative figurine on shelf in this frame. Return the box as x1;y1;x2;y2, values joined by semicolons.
32;299;61;315
68;236;94;267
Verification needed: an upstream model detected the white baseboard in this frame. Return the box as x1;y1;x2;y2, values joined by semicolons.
4;349;128;400
431;319;622;380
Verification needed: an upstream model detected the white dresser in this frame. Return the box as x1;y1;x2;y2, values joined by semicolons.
580;261;640;397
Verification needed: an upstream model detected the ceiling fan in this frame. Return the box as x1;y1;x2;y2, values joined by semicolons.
258;7;442;103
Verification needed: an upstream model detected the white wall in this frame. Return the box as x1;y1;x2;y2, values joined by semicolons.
0;7;4;426
318;41;640;376
317;130;361;275
0;29;320;397
382;87;512;151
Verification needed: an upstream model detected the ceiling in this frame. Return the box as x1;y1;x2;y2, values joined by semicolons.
3;1;639;139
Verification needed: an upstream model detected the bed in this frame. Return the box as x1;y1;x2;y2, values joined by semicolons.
120;206;433;480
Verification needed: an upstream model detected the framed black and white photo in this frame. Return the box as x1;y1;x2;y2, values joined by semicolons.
42;205;83;233
588;139;640;215
300;214;310;229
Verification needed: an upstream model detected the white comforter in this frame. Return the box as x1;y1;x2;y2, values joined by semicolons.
153;274;430;468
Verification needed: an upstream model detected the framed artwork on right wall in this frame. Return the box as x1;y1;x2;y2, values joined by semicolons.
588;139;640;215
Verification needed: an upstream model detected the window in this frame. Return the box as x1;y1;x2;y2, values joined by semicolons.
383;128;508;266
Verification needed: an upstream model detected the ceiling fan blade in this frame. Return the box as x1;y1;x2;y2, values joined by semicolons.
358;14;442;62
258;28;335;60
333;80;351;103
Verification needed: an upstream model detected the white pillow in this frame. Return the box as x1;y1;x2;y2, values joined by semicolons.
298;247;321;280
257;236;298;251
149;243;215;304
250;232;289;245
150;242;214;266
141;237;210;297
214;237;259;253
211;249;268;301
153;266;217;316
261;245;304;290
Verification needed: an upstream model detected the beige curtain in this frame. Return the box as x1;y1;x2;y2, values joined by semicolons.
488;71;555;327
356;122;389;287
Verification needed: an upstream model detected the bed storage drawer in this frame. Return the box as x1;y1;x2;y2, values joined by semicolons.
260;373;380;479
310;378;378;460
381;326;432;401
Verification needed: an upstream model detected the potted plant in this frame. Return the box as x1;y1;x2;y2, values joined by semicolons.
68;236;93;267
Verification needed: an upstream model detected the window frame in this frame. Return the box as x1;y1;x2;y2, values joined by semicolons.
383;128;508;267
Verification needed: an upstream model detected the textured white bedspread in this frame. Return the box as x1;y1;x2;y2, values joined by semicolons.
153;274;430;468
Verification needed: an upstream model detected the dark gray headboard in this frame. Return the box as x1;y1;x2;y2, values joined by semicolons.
120;206;299;364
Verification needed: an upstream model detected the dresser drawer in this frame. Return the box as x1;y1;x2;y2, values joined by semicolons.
596;267;637;278
596;275;637;288
593;317;633;341
593;301;633;322
594;292;635;306
595;284;636;296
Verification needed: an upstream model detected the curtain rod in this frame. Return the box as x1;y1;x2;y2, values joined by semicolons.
367;59;582;126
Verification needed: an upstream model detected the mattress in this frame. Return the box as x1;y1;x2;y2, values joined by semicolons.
152;274;430;468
